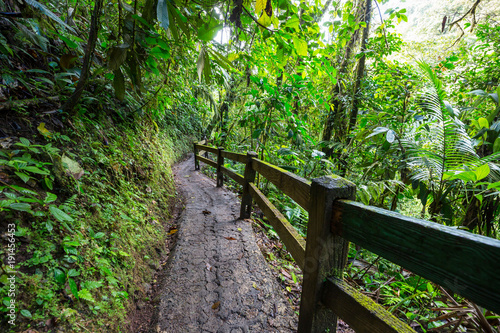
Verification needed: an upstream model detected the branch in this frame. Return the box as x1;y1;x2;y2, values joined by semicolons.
373;0;389;50
449;0;481;27
242;6;277;33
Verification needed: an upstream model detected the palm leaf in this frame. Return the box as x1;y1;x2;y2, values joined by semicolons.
25;0;76;33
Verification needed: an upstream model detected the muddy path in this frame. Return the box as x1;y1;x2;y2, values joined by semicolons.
148;154;298;332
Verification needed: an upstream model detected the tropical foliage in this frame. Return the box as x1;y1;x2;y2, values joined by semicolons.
1;0;499;331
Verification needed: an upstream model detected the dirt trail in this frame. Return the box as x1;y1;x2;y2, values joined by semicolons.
151;154;298;332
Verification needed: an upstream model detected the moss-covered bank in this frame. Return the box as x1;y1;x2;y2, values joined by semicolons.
0;114;191;332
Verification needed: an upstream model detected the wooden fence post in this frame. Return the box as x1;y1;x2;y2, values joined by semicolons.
298;175;356;333
193;142;200;171
217;147;224;187
240;151;258;219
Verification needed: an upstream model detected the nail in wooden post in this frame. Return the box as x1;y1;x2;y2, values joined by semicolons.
193;141;200;171
298;175;356;333
240;151;258;219
217;147;224;187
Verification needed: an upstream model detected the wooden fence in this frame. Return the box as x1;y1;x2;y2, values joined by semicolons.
193;141;500;333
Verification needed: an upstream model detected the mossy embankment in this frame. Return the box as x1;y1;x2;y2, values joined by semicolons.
1;112;193;332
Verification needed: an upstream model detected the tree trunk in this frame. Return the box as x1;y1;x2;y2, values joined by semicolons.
348;0;372;133
321;0;364;148
62;0;103;116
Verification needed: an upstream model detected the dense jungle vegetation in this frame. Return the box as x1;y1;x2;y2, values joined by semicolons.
0;0;499;331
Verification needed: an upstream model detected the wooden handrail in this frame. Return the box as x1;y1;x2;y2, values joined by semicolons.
251;158;311;211
333;200;500;314
249;182;306;269
193;141;500;333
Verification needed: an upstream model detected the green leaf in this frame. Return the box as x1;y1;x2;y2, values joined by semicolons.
285;17;300;31
20;309;32;318
67;269;80;277
24;166;50;175
54;268;66;284
478;117;489;129
45;192;57;204
292;36;308;57
15;172;30;183
68;278;79;299
49;205;74;222
93;232;105;239
46;220;53;232
474;164;490;181
57;34;78;48
19;137;30;146
198;23;223;42
9;202;32;212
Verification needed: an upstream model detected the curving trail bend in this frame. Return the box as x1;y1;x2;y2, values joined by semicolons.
152;154;297;332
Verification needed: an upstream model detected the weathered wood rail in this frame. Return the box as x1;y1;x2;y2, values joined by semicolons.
193;141;500;333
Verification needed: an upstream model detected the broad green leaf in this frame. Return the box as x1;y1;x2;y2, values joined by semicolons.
57;34;78;48
478;117;489;129
68;278;79;299
54;268;66;284
292;36;308;57
258;11;273;28
93;232;105;239
20;309;32;318
9;202;31;212
45;192;57;204
24;166;50;175
285;17;300;31
256;0;265;14
68;269;80;277
198;23;223;42
474;164;490;181
19;137;30;146
49;205;74;222
15;172;30;183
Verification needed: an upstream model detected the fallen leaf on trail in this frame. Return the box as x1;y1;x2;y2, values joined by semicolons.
211;301;220;309
202;210;211;215
238;253;244;260
237;228;242;231
252;282;260;290
167;229;178;235
184;175;190;178
37;122;52;138
224;237;237;240
206;263;213;271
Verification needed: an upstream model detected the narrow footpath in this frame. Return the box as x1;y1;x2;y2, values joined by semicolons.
151;154;298;332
